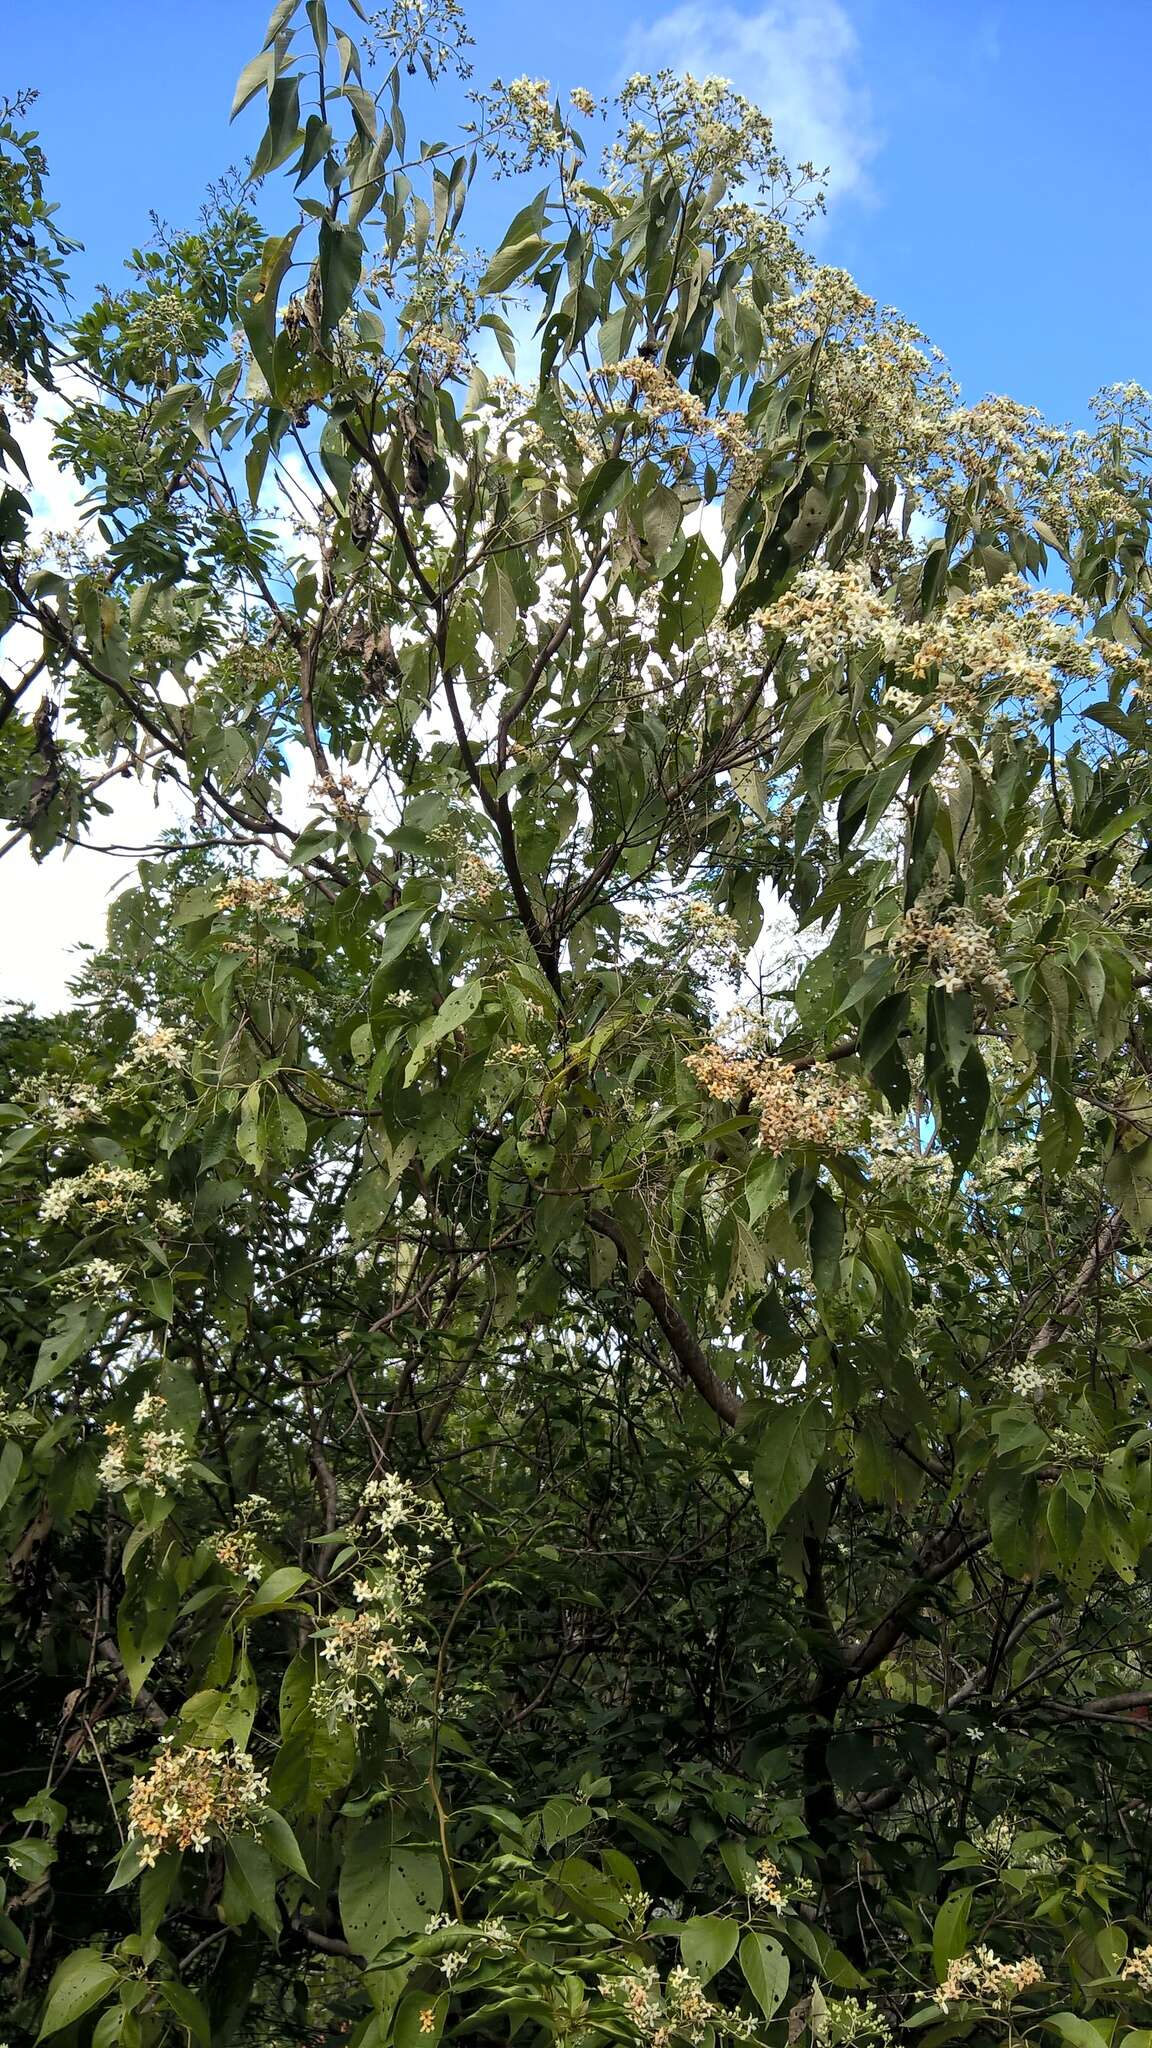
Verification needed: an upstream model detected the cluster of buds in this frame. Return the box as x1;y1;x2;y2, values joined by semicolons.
1121;1945;1152;1993
936;1946;1044;2010
967;1819;1060;1873
823;1997;895;2048
127;1740;267;1865
99;1390;194;1497
888;902;1014;1007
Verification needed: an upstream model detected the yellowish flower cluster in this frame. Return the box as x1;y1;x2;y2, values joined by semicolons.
1121;1944;1152;1993
749;1854;815;1911
113;1026;186;1075
599;1962;756;2048
686;1045;861;1157
315;1610;408;1725
936;1946;1044;2010
212;1496;272;1584
99;1391;195;1497
610;358;745;460
127;1741;267;1866
758;562;897;669
215;876;304;919
39;1163;153;1225
61;1257;126;1301
314;1475;452;1727
888;903;1014;1006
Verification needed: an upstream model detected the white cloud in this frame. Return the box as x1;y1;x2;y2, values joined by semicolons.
621;0;875;205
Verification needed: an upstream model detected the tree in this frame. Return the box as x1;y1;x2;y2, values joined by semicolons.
3;7;1152;2047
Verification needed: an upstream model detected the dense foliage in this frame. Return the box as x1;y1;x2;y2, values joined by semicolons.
4;12;1152;2048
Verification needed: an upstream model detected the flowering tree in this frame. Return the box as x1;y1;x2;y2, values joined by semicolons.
4;8;1152;2048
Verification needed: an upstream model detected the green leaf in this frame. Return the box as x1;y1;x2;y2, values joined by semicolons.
578;457;633;526
248;1565;311;1615
260;1808;312;1880
231;50;275;120
31;1300;107;1392
317;219;365;339
1046;2018;1111;2048
808;1184;844;1295
656;534;722;656
749;1397;827;1538
931;1890;972;1985
0;1438;23;1510
478;234;547;297
404;978;484;1082
680;1916;739;1986
159;1983;212;2047
482;561;519;657
224;1835;280;1937
738;1934;789;2020
38;1950;120;2040
339;1822;443;1959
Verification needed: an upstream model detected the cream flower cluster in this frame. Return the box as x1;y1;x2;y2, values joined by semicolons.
686;1045;862;1157
127;1741;267;1866
215;876;304;919
313;1474;452;1727
19;1076;104;1131
598;1964;755;2048
99;1390;194;1496
61;1257;127;1301
212;1496;272;1584
39;1162;186;1232
605;358;746;461
760;555;1105;725
113;1026;187;1076
1003;1359;1059;1405
749;1853;814;1911
936;1946;1044;2010
888;903;1014;1007
759;561;897;669
40;1163;151;1225
907;575;1096;717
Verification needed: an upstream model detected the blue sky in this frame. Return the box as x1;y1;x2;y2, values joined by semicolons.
7;0;1151;426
